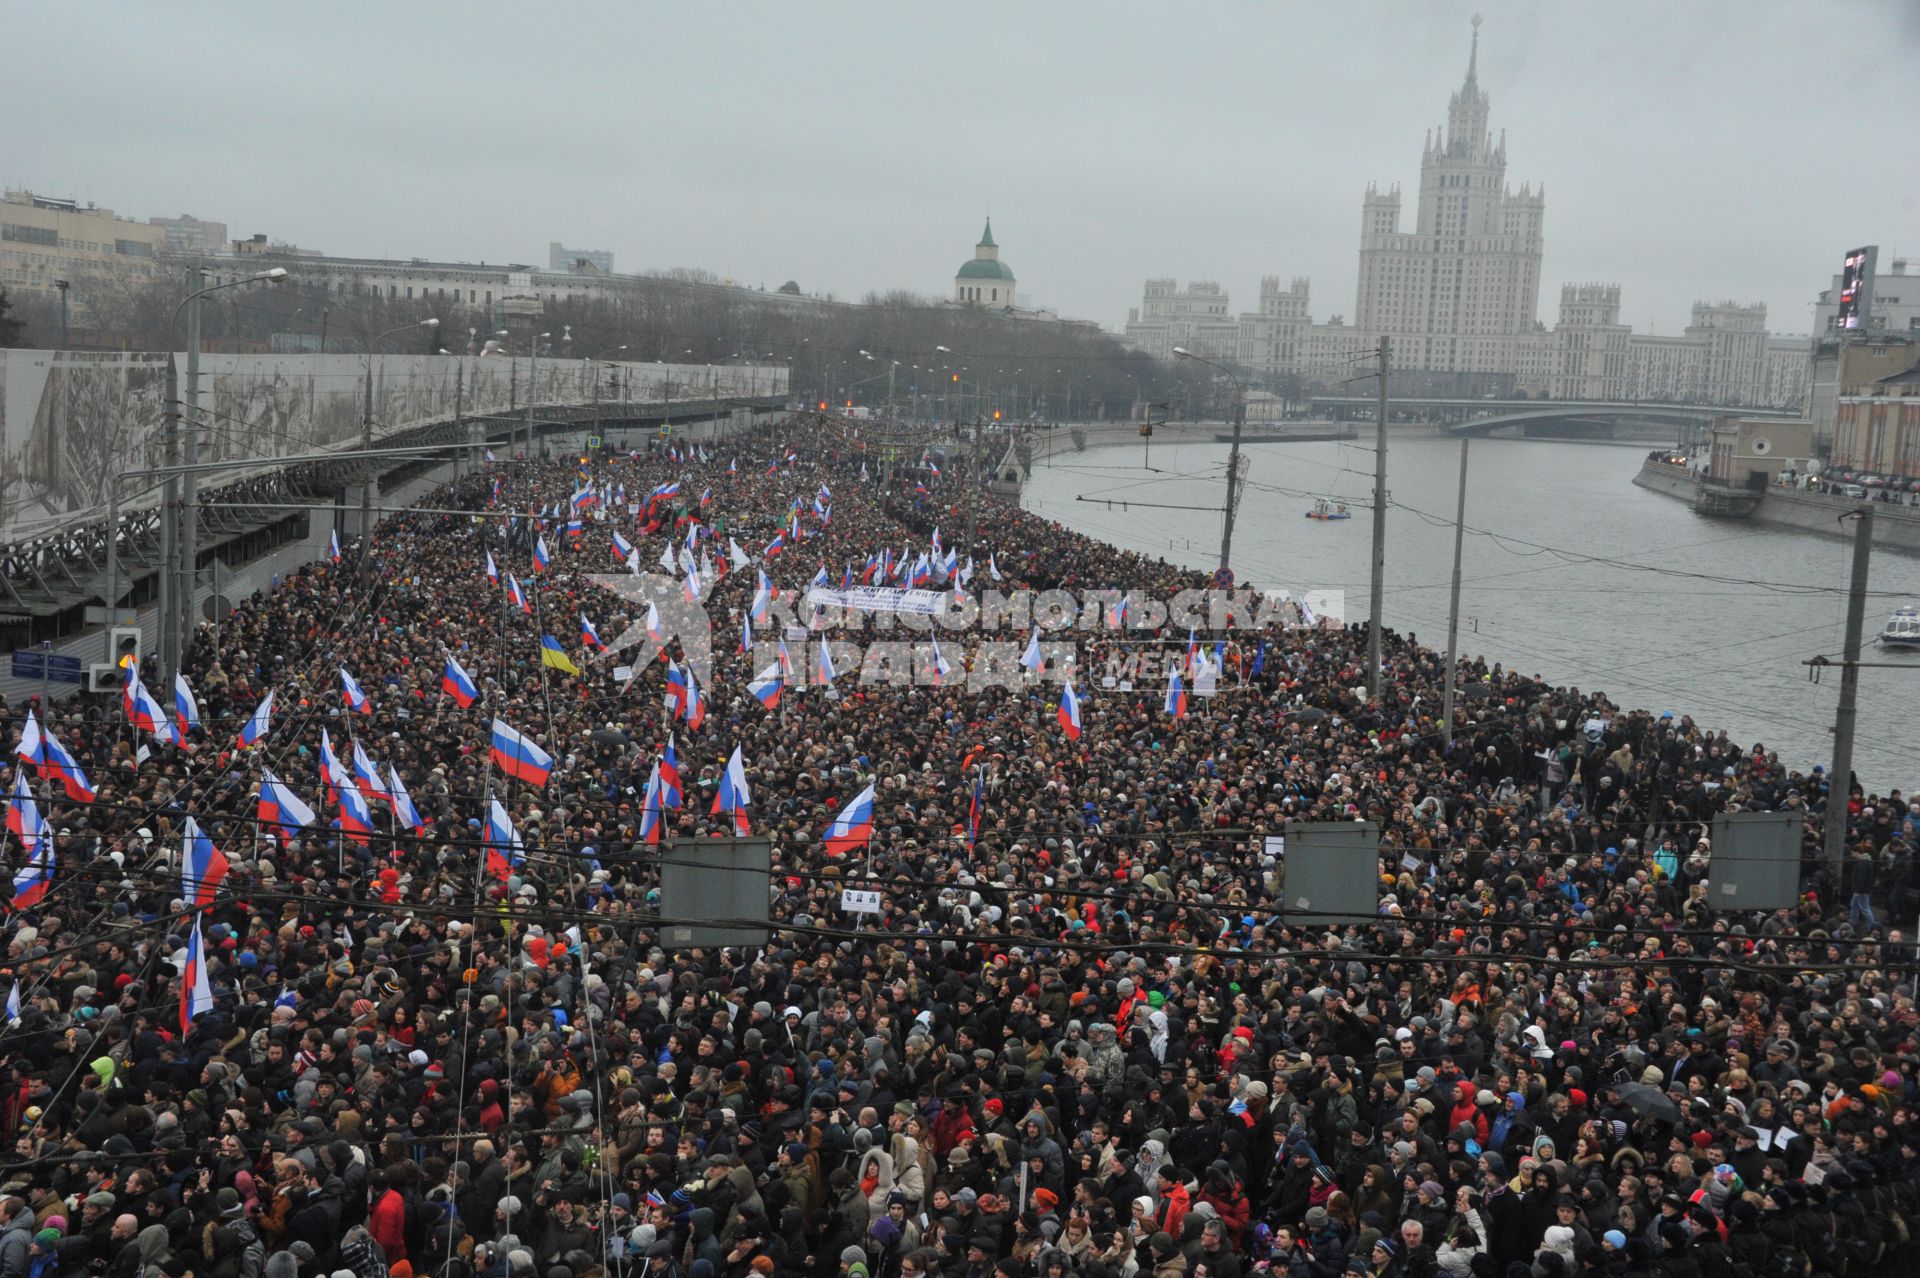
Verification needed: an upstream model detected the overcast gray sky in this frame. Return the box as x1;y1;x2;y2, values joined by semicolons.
10;2;1918;337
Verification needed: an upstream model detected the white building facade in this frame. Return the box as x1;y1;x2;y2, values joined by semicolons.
1117;20;1810;410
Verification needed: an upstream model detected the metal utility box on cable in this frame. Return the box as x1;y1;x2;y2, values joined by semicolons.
657;837;771;949
1282;821;1381;925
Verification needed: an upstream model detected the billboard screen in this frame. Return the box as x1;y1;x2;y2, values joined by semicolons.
1837;245;1877;331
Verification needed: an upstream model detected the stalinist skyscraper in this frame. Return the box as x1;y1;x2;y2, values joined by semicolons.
1353;15;1545;374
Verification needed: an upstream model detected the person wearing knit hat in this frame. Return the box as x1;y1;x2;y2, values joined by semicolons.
1602;1230;1627;1252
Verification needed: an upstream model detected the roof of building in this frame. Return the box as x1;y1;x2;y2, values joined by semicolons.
957;258;1015;282
978;218;996;249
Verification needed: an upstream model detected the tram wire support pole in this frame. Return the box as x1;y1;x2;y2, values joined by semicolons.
363;317;440;578
1823;504;1874;878
1367;336;1390;701
1442;435;1470;749
157;265;288;685
1172;346;1245;575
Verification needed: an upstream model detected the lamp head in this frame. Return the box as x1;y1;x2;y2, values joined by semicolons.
259;268;289;285
421;317;441;328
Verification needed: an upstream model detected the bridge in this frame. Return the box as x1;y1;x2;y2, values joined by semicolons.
1308;394;1802;440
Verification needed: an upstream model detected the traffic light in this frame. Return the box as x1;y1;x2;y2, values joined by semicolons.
993;410;1001;420
111;626;141;672
819;401;827;412
951;373;959;383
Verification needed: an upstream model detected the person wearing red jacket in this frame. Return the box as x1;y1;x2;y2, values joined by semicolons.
367;1168;408;1270
931;1096;976;1157
1153;1166;1190;1238
1196;1163;1250;1246
1448;1080;1489;1146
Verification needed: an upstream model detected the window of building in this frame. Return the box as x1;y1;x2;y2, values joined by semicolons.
406;287;414;299
1;224;57;246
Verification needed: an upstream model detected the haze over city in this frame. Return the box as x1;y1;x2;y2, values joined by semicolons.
9;1;1916;333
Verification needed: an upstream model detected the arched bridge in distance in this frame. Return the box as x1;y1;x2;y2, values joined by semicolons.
1308;394;1803;440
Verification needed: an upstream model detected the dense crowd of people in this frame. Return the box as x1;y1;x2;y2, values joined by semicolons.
1;415;1916;1278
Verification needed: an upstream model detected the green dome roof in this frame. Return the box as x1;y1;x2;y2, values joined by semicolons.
956;258;1015;281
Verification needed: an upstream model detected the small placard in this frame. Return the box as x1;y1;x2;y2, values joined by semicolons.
613;665;635;684
841;889;882;914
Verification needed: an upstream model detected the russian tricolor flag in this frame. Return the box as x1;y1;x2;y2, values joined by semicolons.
532;535;551;573
822;782;875;857
815;640;836;688
237;691;274;750
257;770;317;836
340;666;372;715
17;712;95;802
7;773;42;857
611;531;634;562
683;670;706;731
484;795;522;879
749;662;783;710
441;652;479;708
485;549;500;585
663;662;689;719
1164;663;1187;720
123;661;179;745
1057;681;1083;740
509;575;532;615
329;529;342;563
580;613;603;651
638;763;665;846
336;776;375;844
319;728;351;802
750;570;771;624
710;745;752;836
173;673;200;738
351;738;390;806
389;765;427;835
660;735;683;809
489;719;553;787
179;914;214;1036
9;838;51;911
181;816;230;909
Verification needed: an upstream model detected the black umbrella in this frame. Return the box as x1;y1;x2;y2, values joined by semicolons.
1459;683;1495;702
1610;1082;1681;1123
590;728;630;747
1287;707;1329;724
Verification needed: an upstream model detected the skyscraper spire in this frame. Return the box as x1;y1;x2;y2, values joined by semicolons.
1467;13;1481;85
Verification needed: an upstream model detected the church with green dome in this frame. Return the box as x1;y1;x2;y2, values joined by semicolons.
952;219;1016;308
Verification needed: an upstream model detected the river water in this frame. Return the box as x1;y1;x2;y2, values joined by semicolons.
1021;432;1920;789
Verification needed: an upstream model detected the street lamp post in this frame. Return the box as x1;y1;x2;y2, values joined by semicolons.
1173;347;1246;576
361;317;440;574
523;330;550;459
158;265;287;687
